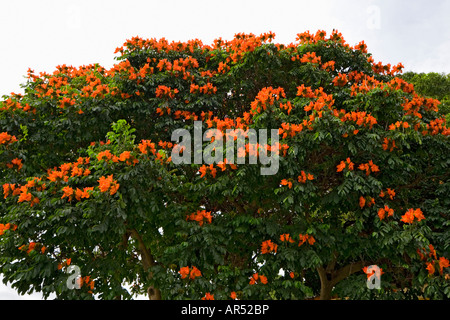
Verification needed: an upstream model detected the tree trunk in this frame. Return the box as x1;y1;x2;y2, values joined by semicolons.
129;229;162;300
316;260;365;300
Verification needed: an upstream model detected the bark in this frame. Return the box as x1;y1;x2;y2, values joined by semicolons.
317;260;365;300
129;229;162;300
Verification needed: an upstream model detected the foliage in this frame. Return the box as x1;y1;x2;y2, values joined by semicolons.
1;30;449;300
401;71;450;123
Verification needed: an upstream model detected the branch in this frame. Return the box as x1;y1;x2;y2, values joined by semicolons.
330;261;365;287
129;229;161;300
129;229;155;270
326;252;339;274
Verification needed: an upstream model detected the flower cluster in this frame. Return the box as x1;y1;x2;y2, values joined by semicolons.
359;196;375;209
198;164;217;179
417;245;449;276
379;188;395;200
201;293;214;300
298;234;316;246
339;111;378;129
0;132;18;145
377;205;394;221
186;210;212;226
358;160;380;176
260;240;278;254
98;175;120;195
249;273;268;285
0;223;17;236
48;157;91;182
250;87;286;115
382;138;398;152
78;276;95;293
179;266;202;280
190;82;217;95
97;150;139;166
61;186;94;202
280;233;295;243
336;158;355;172
297;171;314;183
18;242;46;254
400;208;425;224
155;85;179;99
138;139;157;155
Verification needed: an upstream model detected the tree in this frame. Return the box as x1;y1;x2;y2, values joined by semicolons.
1;30;449;300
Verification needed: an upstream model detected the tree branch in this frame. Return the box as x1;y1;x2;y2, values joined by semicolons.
330;261;365;287
129;228;161;300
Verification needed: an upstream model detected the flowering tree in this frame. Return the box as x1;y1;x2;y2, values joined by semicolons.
1;30;449;300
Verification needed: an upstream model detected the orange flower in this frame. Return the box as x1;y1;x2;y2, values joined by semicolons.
413;208;425;221
297;171;314;183
138;140;156;155
249;273;267;285
0;223;17;236
98;175;119;195
280;179;292;189
97;150;114;161
109;183;120;195
259;275;268;284
378;205;394;220
198;164;217;179
9;158;23;171
332;73;348;87
74;187;93;201
298;234;315;246
387;188;395;200
230;291;237;300
118;151;131;162
358;160;380;176
300;52;321;64
426;262;435;275
261;240;278;254
2;183;13;199
0;132;18;145
27;242;36;254
61;186;74;201
359;196;366;209
401;208;425;224
428;245;437;260
337;158;354;172
400;210;414;224
179;266;190;279
186;210;212;226
336;162;346;172
189;266;202;279
438;257;449;274
280;233;295;243
201;293;214;300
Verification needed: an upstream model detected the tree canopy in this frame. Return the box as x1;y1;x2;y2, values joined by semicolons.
1;30;449;300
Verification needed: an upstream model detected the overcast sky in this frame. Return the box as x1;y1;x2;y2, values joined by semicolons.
0;0;449;299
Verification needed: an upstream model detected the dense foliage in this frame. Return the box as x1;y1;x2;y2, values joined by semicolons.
401;71;450;123
1;30;449;300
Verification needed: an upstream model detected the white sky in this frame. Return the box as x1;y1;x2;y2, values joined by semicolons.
0;0;449;299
